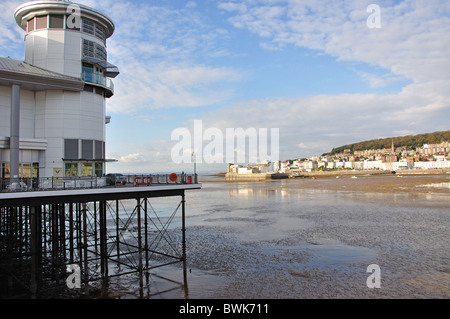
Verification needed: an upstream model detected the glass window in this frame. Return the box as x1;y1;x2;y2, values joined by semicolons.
27;18;35;33
65;163;78;177
82;163;93;177
95;163;103;177
21;163;32;178
49;15;64;29
2;163;10;179
36;16;48;30
82;63;94;82
32;163;39;178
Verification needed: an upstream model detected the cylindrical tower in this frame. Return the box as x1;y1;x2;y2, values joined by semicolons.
12;0;119;178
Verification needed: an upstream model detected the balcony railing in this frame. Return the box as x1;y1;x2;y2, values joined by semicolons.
0;174;199;193
82;71;114;92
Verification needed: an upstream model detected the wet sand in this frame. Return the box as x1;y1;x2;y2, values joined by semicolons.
89;174;450;299
282;174;450;195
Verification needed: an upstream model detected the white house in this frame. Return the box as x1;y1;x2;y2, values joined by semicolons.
344;162;353;169
392;161;413;170
414;161;450;169
363;160;382;170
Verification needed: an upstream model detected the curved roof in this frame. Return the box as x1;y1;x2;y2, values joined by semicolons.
14;0;115;38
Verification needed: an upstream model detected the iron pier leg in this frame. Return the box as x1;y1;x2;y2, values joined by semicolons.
30;206;37;298
137;197;143;291
69;203;74;264
99;201;108;277
116;200;120;260
82;203;89;296
144;198;149;272
182;192;186;261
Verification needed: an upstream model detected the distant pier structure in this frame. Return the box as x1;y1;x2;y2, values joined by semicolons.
0;178;201;298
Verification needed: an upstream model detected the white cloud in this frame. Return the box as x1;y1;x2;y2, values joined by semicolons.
219;0;450;84
357;71;405;88
108;61;241;113
0;0;26;56
119;153;148;164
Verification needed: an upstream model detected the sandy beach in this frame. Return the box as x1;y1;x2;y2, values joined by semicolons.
282;174;450;194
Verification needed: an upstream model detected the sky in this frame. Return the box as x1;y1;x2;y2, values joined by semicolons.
1;0;449;174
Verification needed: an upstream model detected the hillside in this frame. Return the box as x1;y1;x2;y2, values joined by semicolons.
326;130;450;155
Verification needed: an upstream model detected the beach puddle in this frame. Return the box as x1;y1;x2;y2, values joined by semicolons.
304;241;376;266
262;240;376;268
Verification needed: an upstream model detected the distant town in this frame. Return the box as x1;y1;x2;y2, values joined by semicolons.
227;140;450;178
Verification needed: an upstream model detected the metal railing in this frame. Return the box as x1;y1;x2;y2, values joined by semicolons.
1;177;107;192
127;173;198;186
81;71;114;92
0;174;199;193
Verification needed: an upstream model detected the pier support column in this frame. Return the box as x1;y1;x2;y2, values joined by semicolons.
30;206;39;297
99;201;108;276
10;84;20;180
81;203;89;296
136;198;143;274
181;193;186;261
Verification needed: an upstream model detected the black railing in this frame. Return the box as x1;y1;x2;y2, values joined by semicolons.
0;174;199;193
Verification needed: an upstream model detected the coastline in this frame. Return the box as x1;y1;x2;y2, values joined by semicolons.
200;169;450;195
301;168;450;178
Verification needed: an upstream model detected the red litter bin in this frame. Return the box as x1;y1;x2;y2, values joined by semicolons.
187;176;192;184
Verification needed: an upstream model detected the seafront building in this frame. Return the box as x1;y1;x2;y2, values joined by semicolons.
0;0;119;181
228;139;450;177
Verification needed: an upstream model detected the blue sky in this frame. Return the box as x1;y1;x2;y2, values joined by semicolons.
1;0;449;174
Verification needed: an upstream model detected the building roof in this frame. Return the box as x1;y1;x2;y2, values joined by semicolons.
14;0;115;38
0;57;78;80
0;57;84;91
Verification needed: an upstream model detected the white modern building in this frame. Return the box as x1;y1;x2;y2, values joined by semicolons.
0;0;119;181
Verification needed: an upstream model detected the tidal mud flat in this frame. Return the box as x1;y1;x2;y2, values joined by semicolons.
101;175;450;299
282;173;450;195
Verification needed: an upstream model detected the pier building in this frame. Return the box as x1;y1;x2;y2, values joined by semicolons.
1;0;119;181
0;1;202;299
